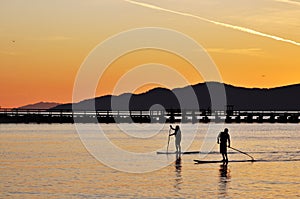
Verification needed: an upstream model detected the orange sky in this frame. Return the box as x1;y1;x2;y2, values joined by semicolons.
0;0;300;108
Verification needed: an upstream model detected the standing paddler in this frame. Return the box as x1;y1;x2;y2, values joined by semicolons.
169;125;182;154
217;128;231;163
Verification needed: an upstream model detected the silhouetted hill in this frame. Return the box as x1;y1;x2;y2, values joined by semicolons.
51;82;300;111
18;102;61;109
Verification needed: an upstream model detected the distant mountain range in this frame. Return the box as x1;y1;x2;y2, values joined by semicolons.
18;102;61;109
51;82;300;111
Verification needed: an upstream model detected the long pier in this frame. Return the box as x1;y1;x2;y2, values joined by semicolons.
0;109;299;124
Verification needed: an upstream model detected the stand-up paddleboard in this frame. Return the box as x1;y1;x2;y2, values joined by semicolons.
157;151;200;155
194;159;255;164
194;159;300;164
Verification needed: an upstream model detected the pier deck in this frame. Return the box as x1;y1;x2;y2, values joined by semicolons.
0;109;299;124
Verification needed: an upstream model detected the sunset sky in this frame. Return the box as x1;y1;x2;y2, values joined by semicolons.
1;0;300;108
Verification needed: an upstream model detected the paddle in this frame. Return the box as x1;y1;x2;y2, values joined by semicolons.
167;128;171;153
228;146;255;161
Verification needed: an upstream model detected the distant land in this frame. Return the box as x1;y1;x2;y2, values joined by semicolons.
52;82;300;111
18;102;61;110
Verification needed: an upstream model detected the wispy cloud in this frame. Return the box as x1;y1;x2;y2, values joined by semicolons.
274;0;300;6
0;51;17;56
29;36;74;41
207;48;265;56
124;0;300;47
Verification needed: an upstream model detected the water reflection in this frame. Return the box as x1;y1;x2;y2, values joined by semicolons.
218;163;231;198
174;152;182;191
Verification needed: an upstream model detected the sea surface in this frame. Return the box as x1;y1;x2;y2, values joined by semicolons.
1;123;299;198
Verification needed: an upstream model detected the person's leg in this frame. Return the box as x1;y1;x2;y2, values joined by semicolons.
175;140;180;153
225;153;228;162
222;153;226;162
221;143;226;161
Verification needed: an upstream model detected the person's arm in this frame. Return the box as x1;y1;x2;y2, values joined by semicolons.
169;125;175;130
170;129;178;136
217;133;220;144
227;134;231;147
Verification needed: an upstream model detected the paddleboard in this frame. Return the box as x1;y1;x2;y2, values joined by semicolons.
157;151;200;155
194;159;300;164
194;159;255;164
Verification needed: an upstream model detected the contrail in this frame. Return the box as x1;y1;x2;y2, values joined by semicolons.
125;0;300;46
275;0;300;6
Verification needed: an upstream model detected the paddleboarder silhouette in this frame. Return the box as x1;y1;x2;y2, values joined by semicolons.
217;128;231;163
169;125;182;154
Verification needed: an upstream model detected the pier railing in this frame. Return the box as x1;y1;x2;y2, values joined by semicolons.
0;108;299;124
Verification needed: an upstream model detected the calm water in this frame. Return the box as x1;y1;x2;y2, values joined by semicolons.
1;123;299;198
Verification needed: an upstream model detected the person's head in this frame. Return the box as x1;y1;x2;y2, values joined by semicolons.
176;125;180;130
224;128;228;133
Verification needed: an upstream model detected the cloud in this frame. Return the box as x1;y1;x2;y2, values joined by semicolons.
207;48;265;56
29;36;74;41
45;36;74;41
124;0;300;47
0;51;17;56
274;0;300;6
